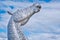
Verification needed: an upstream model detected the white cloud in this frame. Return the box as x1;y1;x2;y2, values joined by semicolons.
0;32;7;40
0;38;7;40
28;33;60;40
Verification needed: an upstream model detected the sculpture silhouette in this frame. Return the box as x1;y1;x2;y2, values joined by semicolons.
7;3;41;40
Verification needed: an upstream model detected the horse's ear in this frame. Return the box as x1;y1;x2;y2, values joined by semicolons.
7;11;13;15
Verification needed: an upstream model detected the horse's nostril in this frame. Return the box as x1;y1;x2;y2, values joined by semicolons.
38;6;41;9
37;6;41;9
39;6;41;8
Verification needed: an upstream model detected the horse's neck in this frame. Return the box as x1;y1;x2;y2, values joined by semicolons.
15;22;26;40
8;17;26;40
8;17;19;40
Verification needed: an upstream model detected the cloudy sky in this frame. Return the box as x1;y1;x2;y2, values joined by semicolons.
0;0;60;40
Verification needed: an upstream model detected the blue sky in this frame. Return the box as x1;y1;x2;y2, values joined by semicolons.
0;0;60;40
0;0;52;2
